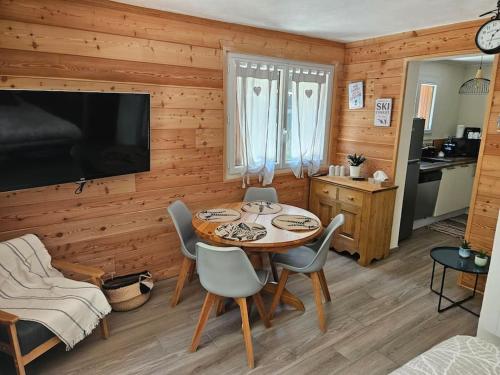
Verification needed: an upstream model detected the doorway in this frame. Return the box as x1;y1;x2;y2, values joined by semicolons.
395;53;493;244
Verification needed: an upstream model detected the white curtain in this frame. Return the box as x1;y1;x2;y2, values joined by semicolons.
236;61;280;186
288;69;328;178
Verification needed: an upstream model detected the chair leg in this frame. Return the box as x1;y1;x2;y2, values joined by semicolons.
318;269;331;302
252;292;271;328
246;296;253;317
190;292;216;352
215;296;226;317
187;260;196;283
235;297;255;369
268;253;279;282
268;269;289;320
99;316;110;339
171;257;194;307
311;272;327;333
7;323;25;375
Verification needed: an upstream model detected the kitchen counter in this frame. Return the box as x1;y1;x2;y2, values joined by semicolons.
419;156;477;172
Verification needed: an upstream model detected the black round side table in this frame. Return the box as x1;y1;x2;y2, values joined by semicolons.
430;246;489;317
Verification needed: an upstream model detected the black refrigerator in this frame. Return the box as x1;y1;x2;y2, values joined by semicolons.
399;118;425;241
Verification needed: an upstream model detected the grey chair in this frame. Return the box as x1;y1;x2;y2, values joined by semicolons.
190;243;270;369
268;214;344;332
243;187;279;203
167;200;200;307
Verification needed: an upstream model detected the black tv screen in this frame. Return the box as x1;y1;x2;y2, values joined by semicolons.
0;90;150;192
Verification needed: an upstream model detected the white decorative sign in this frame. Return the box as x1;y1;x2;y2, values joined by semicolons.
374;98;392;127
348;81;364;109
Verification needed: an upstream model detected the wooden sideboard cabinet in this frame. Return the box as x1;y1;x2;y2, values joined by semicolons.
309;176;397;266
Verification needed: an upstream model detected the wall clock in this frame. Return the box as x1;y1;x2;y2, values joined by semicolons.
476;1;500;54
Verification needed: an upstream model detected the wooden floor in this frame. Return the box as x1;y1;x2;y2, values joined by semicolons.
1;227;481;374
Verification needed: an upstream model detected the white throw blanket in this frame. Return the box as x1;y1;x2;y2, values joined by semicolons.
0;234;111;350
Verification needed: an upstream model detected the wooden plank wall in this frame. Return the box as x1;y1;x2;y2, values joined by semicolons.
462;56;500;289
336;20;485;179
0;0;344;280
337;20;500;289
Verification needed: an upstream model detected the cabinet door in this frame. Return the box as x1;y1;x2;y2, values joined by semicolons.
309;181;362;253
312;196;337;227
309;181;337;226
434;163;476;216
461;163;476;208
333;202;361;252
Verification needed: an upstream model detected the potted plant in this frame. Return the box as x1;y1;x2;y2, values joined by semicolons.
459;239;471;258
474;250;488;267
347;153;366;178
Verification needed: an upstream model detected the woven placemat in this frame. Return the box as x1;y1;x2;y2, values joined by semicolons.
241;201;282;214
272;215;320;232
196;208;241;222
215;222;267;241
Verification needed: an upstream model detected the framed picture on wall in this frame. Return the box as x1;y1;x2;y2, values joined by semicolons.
374;98;392;127
348;81;364;109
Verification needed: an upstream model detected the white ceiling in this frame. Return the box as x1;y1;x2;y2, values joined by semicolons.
116;0;493;42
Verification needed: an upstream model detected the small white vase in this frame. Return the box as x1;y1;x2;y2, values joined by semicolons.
475;255;488;267
350;165;361;178
339;166;346;176
328;165;335;176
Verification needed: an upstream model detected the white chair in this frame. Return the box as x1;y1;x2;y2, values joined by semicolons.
167;200;201;307
269;214;344;332
190;242;271;368
243;187;279;203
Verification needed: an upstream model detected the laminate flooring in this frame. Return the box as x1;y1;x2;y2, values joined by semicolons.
1;227;481;374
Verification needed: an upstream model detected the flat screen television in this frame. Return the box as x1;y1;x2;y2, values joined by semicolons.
0;90;150;192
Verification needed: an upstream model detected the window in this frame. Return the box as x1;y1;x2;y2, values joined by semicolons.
226;53;334;183
415;83;437;131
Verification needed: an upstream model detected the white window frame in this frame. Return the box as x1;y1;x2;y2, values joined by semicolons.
225;52;334;179
415;82;437;132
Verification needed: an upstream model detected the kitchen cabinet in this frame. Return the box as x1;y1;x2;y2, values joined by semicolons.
309;176;397;266
433;163;476;216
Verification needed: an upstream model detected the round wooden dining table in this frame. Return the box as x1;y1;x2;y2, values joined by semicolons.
192;201;323;311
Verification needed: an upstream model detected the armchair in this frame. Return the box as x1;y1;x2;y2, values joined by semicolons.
0;260;110;375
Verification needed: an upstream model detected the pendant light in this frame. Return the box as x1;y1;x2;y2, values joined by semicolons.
459;56;490;95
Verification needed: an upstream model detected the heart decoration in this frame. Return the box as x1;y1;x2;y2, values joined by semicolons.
253;86;262;96
305;89;313;98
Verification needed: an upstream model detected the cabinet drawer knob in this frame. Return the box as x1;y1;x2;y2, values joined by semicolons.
322;189;329;194
347;196;354;201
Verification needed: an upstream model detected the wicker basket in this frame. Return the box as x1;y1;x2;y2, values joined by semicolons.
103;271;153;312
